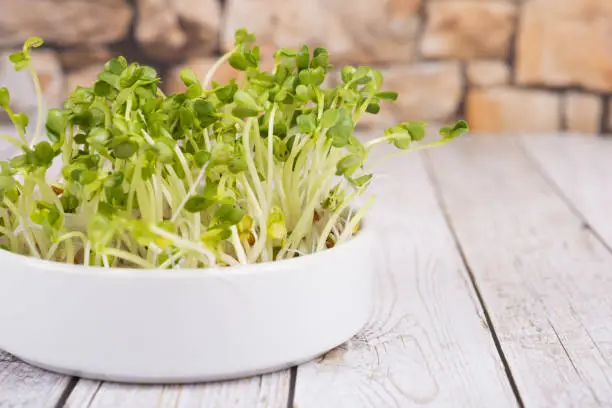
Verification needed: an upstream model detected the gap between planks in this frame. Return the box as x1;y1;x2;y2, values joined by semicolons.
426;134;612;407
292;142;517;407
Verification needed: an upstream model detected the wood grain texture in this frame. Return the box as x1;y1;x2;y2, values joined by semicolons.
293;146;517;408
65;370;290;408
427;135;612;407
0;350;72;407
521;134;612;248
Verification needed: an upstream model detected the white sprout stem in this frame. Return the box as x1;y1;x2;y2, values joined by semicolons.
125;99;132;121
159;250;187;269
366;138;449;172
230;226;248;264
220;253;240;267
3;198;39;257
337;195;375;244
149;225;216;266
252;120;266;177
203;50;233;88
62;126;73;165
0;134;26;149
0;226;15;244
243;118;267;210
45;231;87;260
266;104;277;207
127;154;145;212
171;163;208;223
364;135;391;149
103;248;155;269
277;168;335;259
203;128;212;150
84;241;92;266
135;182;152;223
4;106;27;144
173;146;194;185
315;188;362;252
28;64;44;146
247;226;267;263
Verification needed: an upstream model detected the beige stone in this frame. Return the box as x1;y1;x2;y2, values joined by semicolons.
0;0;132;47
467;61;510;87
357;62;464;129
564;93;602;134
467;88;561;133
136;0;220;61
0;50;64;123
608;98;612;133
64;65;103;99
421;1;516;59
516;0;612;92
58;47;113;71
222;0;421;64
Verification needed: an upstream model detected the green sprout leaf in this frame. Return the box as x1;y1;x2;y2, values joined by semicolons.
296;45;310;71
234;90;261;111
195;150;211;167
215;204;244;226
13;112;29;134
111;139;138;159
23;37;44;53
366;103;380;114
229;51;250;71
403;122;426;142
297;113;316;133
321;109;339;128
376;91;398;101
185;195;211;213
327;108;353;147
179;68;200;87
33;141;55;167
45;108;67;143
336;154;363;178
234;28;256;46
440;120;469;140
0;87;10;109
341;66;356;83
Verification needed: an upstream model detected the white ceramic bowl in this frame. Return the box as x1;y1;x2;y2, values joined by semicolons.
0;225;375;383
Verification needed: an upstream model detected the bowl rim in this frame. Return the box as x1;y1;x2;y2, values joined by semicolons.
0;220;372;278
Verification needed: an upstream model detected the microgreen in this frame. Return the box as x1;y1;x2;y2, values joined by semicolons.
0;31;468;268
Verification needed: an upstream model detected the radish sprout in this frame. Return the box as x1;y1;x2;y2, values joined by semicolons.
0;30;468;268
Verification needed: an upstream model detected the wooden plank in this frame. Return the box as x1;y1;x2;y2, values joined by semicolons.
65;370;290;407
521;134;612;248
293;146;517;407
426;135;612;407
0;350;72;407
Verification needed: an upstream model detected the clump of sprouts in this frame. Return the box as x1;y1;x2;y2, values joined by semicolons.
0;31;468;269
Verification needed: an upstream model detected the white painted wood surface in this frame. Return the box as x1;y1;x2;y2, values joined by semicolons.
293;146;517;407
65;371;290;408
0;350;71;407
427;136;612;407
521;134;612;248
2;134;612;407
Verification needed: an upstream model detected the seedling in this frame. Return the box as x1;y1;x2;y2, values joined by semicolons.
0;30;468;268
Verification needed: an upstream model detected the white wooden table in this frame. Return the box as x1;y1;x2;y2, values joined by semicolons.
2;134;612;407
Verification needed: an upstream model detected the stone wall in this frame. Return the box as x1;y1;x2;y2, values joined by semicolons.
1;0;610;134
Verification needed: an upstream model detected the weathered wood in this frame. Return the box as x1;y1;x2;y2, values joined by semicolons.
65;370;290;407
293;146;517;407
0;350;72;407
427;135;612;407
521;134;612;248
